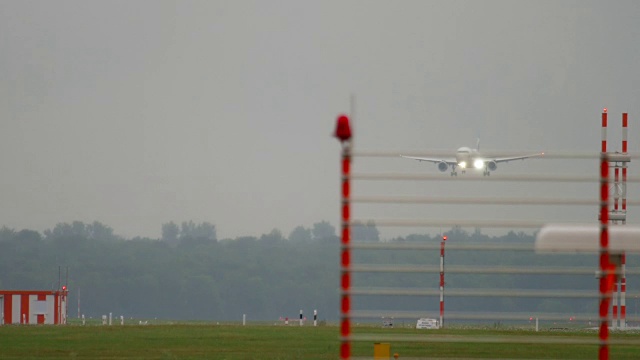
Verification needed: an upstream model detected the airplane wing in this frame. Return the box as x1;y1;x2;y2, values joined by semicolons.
400;155;457;165
493;152;544;163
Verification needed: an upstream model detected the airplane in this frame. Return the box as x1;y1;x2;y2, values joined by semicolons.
401;139;543;176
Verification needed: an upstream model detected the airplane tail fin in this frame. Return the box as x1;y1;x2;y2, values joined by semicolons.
476;138;480;151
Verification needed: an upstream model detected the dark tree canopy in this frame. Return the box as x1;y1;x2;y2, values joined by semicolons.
312;221;336;241
0;221;630;322
288;226;312;243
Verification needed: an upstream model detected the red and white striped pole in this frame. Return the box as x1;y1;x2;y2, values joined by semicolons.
601;108;618;329
599;109;613;360
614;167;620;214
621;253;626;329
613;277;618;329
440;235;447;328
621;113;628;329
335;114;352;360
622;113;628;218
602;109;608;153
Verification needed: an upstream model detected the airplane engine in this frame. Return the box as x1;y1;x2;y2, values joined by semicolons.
487;161;497;172
437;161;448;172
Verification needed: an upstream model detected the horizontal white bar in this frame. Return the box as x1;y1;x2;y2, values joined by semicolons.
350;173;614;183
350;218;546;228
349;265;639;275
348;287;607;298
353;150;640;160
349;243;533;251
351;196;600;206
350;310;602;321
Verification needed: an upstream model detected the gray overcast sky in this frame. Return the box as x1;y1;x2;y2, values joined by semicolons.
1;1;639;240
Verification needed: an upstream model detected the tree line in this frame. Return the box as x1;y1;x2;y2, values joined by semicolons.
0;221;636;323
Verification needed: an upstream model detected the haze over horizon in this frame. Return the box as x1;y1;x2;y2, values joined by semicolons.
1;1;639;240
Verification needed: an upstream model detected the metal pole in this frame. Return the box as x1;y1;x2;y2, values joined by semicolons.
598;111;612;359
621;113;629;329
614;167;619;215
613;277;618;330
439;236;446;328
336;114;352;360
65;266;68;325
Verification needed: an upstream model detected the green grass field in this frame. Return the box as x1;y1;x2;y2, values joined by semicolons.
0;323;639;359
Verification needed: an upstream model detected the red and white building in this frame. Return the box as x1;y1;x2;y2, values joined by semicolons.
1;290;67;325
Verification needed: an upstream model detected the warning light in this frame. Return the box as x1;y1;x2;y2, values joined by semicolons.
442;235;447;241
603;108;608;113
334;114;352;142
62;286;67;291
529;317;533;321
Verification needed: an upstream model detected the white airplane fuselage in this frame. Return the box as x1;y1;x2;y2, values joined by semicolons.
454;147;483;171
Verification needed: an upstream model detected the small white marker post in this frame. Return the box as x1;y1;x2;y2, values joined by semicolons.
82;314;85;326
243;314;246;326
299;310;303;326
314;310;317;327
109;312;112;326
120;315;124;326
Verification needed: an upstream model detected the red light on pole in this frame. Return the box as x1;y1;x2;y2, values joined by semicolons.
334;114;352;142
443;235;447;241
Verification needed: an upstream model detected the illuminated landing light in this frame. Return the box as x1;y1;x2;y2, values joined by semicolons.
603;108;608;113
474;159;484;169
459;161;467;169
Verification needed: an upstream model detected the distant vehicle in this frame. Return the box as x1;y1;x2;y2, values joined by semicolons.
382;317;394;328
416;318;439;329
401;139;543;176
